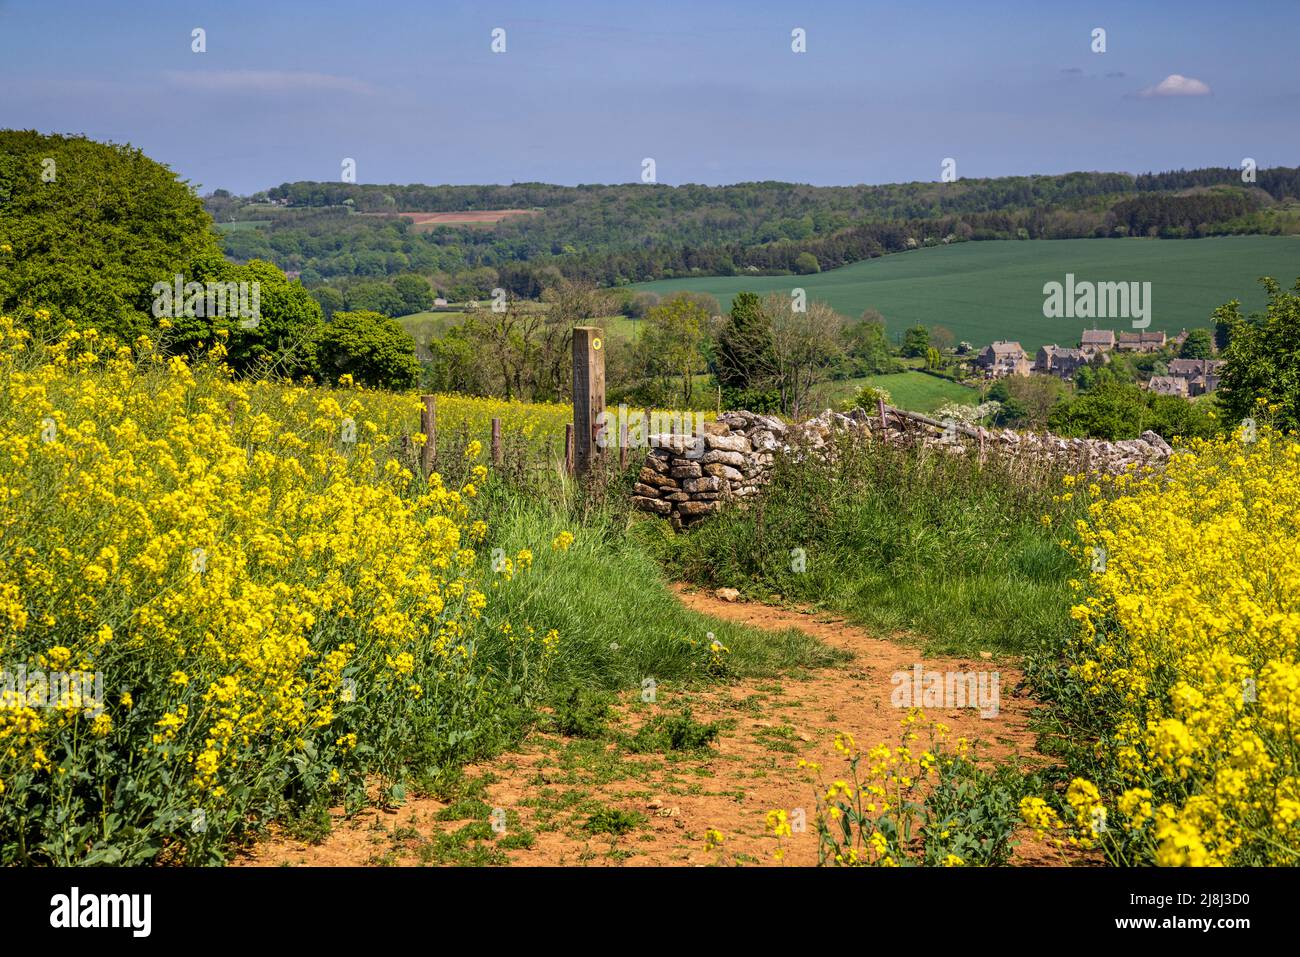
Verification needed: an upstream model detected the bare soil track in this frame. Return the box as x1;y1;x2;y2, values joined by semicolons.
238;585;1064;867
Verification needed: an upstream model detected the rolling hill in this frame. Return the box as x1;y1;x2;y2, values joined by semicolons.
633;236;1300;351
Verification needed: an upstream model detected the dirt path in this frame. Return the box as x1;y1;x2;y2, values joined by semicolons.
237;586;1059;867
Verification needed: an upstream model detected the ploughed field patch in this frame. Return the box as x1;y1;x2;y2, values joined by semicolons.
361;209;540;230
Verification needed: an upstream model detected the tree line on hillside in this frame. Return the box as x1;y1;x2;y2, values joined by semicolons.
211;170;1300;295
262;173;1142;219
1108;190;1261;235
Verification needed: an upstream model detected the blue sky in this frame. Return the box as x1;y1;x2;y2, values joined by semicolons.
3;0;1297;194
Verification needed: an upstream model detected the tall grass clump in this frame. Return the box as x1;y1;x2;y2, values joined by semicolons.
654;431;1094;656
467;470;846;695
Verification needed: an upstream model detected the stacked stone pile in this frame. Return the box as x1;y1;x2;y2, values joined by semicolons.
630;412;780;530
632;406;1173;529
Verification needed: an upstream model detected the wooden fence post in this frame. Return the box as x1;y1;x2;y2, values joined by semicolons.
420;394;437;478
572;326;605;476
878;396;889;443
619;416;629;470
491;417;502;466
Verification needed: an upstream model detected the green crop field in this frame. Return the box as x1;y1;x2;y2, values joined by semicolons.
634;236;1300;351
819;371;980;413
397;311;468;358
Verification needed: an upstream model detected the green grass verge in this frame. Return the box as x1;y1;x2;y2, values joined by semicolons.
648;434;1087;658
821;371;980;413
473;488;846;689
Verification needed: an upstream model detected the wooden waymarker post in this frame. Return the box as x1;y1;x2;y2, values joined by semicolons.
420;394;437;478
564;424;575;476
572;326;605;476
491;417;502;466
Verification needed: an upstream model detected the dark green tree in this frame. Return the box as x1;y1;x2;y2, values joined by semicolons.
1047;382;1150;440
393;274;435;315
0;130;224;342
1215;278;1300;433
312;310;421;389
166;259;324;376
1178;328;1215;359
344;281;404;317
794;251;821;274
715;291;773;391
312;287;344;320
900;325;930;358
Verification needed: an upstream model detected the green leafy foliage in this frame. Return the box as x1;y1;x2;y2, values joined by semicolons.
1215;277;1300;433
1047;382;1216;441
552;687;612;739
0;130;224;341
312;310;421;389
628;708;721;753
1177;327;1215;359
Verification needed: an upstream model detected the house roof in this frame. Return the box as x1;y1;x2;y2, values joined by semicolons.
1080;329;1116;345
1147;375;1188;395
983;340;1025;356
1168;358;1224;377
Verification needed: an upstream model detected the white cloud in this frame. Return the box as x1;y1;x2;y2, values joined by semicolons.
1137;74;1212;98
163;70;376;95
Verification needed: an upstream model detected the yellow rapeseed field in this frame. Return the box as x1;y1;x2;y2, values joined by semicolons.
0;317;554;863
1051;420;1300;865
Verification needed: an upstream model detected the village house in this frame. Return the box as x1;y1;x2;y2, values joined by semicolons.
1116;330;1167;353
1147;375;1189;398
1034;345;1089;380
975;340;1030;378
1167;358;1224;396
1079;328;1116;357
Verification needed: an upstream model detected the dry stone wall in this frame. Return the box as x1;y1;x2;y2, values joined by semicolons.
632;406;1173;530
